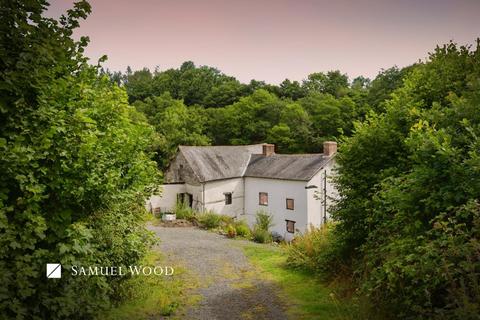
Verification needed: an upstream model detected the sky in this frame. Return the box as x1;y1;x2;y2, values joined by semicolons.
47;0;480;84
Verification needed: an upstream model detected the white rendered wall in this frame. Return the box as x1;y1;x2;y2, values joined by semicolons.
148;184;185;213
244;177;308;239
203;178;244;217
306;159;337;229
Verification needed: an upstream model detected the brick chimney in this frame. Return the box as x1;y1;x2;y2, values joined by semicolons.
323;141;337;157
262;144;275;156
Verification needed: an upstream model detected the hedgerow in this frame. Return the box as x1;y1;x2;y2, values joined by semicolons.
0;1;160;318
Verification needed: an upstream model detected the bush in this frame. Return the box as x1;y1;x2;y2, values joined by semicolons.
329;42;480;318
362;201;480;319
234;220;251;238
255;210;274;231
198;211;221;229
219;214;234;226
286;224;344;278
0;3;161;318
174;200;194;220
252;227;272;243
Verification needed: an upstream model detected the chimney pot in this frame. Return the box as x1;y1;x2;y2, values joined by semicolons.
262;144;275;156
323;141;337;157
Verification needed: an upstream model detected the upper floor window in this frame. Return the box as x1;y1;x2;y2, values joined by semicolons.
259;192;268;206
286;198;294;210
224;192;232;205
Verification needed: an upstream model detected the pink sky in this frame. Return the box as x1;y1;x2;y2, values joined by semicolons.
48;0;480;84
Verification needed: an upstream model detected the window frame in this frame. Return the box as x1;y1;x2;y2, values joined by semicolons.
286;198;294;210
259;192;268;206
286;220;296;233
224;192;232;205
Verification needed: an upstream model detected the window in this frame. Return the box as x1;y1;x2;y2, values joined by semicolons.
224;192;232;205
286;220;296;233
259;192;268;206
286;198;294;210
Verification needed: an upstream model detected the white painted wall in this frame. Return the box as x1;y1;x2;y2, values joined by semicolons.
244;177;308;239
204;178;244;217
148;184;185;213
306;159;337;229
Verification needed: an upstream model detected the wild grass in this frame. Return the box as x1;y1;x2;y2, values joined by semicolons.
233;219;251;238
174;199;195;220
98;250;195;319
243;245;358;320
197;210;222;229
285;223;347;279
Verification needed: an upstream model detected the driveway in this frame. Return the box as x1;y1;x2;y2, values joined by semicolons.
148;226;288;320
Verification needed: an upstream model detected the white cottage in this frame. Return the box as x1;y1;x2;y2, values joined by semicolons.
149;141;338;239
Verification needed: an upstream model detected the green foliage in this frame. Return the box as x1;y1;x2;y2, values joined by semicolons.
0;1;159;318
302;70;349;97
125;61;248;107
365;66;414;113
99;251;190;319
286;224;344;280
328;40;480;318
255;210;274;231
234;220;251;238
252;227;272;244
174;199;195;220
124;65;369;158
244;245;356;319
134;93;210;168
197;211;222;229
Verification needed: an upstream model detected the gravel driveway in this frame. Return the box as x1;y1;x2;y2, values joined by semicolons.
148;226;288;320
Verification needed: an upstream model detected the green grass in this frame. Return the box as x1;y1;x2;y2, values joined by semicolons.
243;245;355;320
98;250;199;320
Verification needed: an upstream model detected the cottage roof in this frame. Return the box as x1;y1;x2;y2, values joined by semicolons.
245;153;330;181
178;144;264;182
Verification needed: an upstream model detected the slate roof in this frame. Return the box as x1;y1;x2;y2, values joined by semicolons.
178;144;264;182
176;144;332;182
245;153;330;181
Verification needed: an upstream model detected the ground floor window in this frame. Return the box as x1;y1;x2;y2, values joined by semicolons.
286;220;296;233
259;192;268;206
177;193;193;207
224;192;232;205
286;198;294;210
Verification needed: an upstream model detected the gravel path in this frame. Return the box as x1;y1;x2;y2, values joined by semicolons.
148;226;288;320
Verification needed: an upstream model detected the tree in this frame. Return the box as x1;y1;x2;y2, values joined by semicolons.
366;65;415;113
153;97;211;167
124;67;153;103
278;79;306;100
302;70;349;97
298;93;356;151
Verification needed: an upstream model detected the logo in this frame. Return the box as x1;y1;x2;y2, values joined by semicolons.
46;263;62;278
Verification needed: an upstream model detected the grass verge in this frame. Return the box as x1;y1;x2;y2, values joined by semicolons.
98;250;198;320
242;244;356;320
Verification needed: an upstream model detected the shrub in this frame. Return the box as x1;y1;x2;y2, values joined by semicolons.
234;220;251;238
198;211;221;229
255;210;274;231
219;214;234;226
0;2;160;318
226;224;237;238
174;200;194;220
252;227;272;244
286;224;344;278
